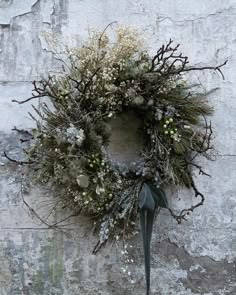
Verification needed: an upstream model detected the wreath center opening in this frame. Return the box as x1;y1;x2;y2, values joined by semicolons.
107;112;144;165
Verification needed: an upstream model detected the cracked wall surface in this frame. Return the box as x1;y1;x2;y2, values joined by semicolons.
0;1;236;294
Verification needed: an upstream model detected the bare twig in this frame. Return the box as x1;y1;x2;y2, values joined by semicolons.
3;151;35;165
98;21;117;48
20;181;75;238
183;60;228;80
12;79;56;104
168;180;205;224
12;126;33;137
150;40;227;80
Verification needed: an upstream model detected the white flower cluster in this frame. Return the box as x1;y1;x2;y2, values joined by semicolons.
66;124;85;146
116;26;143;59
67;26;144;107
55;124;85;146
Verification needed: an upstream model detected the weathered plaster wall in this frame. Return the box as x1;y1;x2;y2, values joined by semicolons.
0;1;235;294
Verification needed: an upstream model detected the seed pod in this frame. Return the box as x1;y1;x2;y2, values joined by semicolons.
77;175;90;188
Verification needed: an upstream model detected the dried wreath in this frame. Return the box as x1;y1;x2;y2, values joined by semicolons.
7;25;226;294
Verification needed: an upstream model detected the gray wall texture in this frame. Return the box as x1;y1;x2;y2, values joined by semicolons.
0;1;236;294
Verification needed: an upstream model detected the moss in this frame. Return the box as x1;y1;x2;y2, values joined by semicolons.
32;233;64;294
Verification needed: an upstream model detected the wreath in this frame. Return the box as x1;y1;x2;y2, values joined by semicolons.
8;25;226;294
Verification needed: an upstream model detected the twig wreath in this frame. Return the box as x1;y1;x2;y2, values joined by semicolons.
7;25;227;294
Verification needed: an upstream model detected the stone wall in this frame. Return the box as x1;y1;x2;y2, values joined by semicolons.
0;1;235;294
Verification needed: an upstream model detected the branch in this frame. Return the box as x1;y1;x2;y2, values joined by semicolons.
2;151;35;165
20;138;32;143
150;39;189;75
98;21;117;48
182;60;228;80
150;40;227;80
12;94;45;105
189;119;213;164
20;181;75;238
68;75;83;93
168;180;205;224
12;126;33;137
185;160;211;177
12;79;55;104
